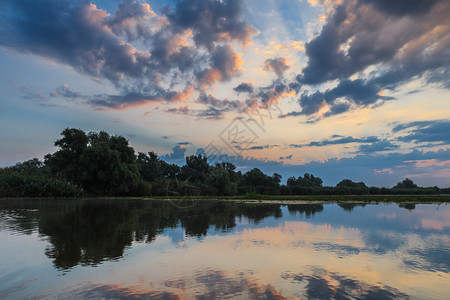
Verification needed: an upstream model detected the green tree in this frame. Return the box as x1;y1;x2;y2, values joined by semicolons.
394;178;418;189
44;128;88;182
78;131;139;195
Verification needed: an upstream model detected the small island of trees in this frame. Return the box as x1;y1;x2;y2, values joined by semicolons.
1;128;449;198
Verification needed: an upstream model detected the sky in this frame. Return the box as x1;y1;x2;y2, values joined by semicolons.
0;0;449;187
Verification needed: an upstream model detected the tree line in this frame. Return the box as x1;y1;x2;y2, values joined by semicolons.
1;128;448;197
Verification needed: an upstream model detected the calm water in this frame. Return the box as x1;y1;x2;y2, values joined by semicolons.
0;199;449;299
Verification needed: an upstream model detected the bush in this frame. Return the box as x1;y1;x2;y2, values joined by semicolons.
0;169;83;197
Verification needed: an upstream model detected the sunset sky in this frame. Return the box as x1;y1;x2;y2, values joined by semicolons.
1;0;449;187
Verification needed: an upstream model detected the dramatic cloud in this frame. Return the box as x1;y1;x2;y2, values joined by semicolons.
357;140;400;154
0;0;257;109
289;0;450;117
90;86;194;110
162;143;190;161
264;57;289;78
233;82;254;94
285;79;395;117
165;93;244;119
196;93;243;111
165;0;258;49
290;135;379;148
393;120;450;144
251;81;297;108
197;45;244;88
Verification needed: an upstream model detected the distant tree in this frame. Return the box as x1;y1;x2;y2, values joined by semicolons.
394;178;418;189
336;179;369;195
240;168;280;195
336;179;367;188
288;173;323;188
216;161;239;182
206;167;234;195
137;152;160;182
180;154;209;182
10;158;43;174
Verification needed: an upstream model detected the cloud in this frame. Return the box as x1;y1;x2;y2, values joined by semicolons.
356;140;400;154
246;145;279;151
162;144;190;161
0;0;257;110
90;86;194;110
234;82;254;94
290;135;380;148
196;93;243;111
252;81;297;108
393;120;450;144
364;0;440;17
166;93;244;120
167;104;190;115
51;84;81;99
284;79;394;117
197;45;244;88
264;57;289;78
292;0;450;116
280;154;293;160
165;0;258;50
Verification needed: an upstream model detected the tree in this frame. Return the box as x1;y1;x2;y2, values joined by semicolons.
137;152;160;182
206;167;234;195
336;179;369;195
179;154;209;182
78;131;139;195
394;178;418;189
45;128;88;182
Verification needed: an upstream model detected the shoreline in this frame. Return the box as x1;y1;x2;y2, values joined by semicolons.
1;194;450;203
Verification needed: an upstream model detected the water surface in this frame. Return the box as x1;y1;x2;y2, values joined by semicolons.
0;199;449;299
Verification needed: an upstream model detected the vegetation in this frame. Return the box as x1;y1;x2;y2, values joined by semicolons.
1;128;449;197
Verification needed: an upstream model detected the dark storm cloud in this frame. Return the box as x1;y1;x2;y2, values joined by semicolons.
0;0;257;109
292;0;450;117
264;57;289;78
233;83;254;94
290;135;379;148
393;120;450;144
